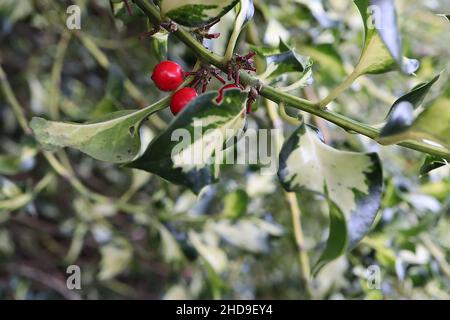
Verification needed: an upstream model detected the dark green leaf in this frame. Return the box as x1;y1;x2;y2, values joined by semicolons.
160;0;240;27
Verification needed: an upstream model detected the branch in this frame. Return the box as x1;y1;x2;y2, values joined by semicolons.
132;0;450;160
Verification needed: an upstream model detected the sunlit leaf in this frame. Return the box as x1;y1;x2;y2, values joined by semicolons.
30;99;168;163
98;238;133;281
188;230;227;273
353;0;419;76
294;0;339;28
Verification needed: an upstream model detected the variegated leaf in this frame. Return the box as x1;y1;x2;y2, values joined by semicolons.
126;89;248;193
353;0;419;76
420;156;448;175
230;0;254;36
160;0;240;27
254;41;313;88
379;74;450;151
30;99;168;163
278;122;383;272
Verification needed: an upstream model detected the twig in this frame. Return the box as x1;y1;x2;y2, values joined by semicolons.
420;235;450;279
265;99;312;298
49;31;71;120
12;263;81;300
0;65;30;133
285;192;312;298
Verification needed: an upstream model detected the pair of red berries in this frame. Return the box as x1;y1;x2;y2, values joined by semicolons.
151;61;239;115
151;60;194;115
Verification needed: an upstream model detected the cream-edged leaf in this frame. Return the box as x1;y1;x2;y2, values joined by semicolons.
30;99;167;163
126;89;248;193
278;122;383;248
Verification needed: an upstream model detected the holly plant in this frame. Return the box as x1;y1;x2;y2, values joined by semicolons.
2;0;450;299
29;0;450;275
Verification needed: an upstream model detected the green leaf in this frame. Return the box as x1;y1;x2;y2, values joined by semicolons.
420;156;448;175
127;89;248;193
303;44;346;83
386;74;441;116
109;0;145;21
0;0;33;24
211;218;283;253
188;230;227;273
353;0;419;76
278;122;383;270
98;238;133;281
230;0;254;35
221;189;248;219
150;31;169;61
156;222;184;263
437;14;450;22
379;75;450;150
312;202;348;276
0;175;53;213
255;41;313;88
30;98;168;163
160;0;240;27
0;145;37;175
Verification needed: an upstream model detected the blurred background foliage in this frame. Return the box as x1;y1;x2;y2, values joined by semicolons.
0;0;450;299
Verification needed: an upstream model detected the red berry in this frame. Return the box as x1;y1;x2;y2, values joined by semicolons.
170;87;198;115
216;84;239;104
151;61;184;91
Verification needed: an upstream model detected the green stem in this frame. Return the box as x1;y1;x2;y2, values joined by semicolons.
285;191;312;298
266;99;312;297
319;69;360;108
132;0;223;66
223;1;248;63
49;31;71;120
0;65;30;133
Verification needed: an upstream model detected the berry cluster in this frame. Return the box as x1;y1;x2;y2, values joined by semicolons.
151;57;257;116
